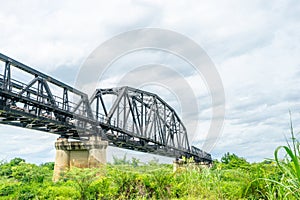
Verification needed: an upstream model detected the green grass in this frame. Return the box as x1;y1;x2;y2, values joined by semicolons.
0;117;299;199
271;116;300;199
0;158;278;199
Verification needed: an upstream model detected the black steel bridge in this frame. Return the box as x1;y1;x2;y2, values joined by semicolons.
0;53;212;163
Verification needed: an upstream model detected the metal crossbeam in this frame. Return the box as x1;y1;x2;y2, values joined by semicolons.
0;52;212;163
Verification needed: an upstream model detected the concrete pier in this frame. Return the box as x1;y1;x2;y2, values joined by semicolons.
173;159;211;172
53;137;108;181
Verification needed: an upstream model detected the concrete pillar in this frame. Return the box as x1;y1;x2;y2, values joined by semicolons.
53;136;108;182
173;159;184;172
173;159;211;172
88;136;107;168
53;138;70;181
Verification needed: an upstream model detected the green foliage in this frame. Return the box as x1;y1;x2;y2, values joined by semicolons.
220;152;250;170
0;181;20;197
11;162;52;183
271;116;300;199
1;116;300;200
131;157;140;167
64;167;100;200
39;184;80;199
112;154;131;165
112;154;141;167
0;157;25;177
148;157;159;166
0;156;289;199
40;162;55;170
9;158;25;166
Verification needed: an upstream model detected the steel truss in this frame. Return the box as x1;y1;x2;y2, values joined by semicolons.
0;53;211;163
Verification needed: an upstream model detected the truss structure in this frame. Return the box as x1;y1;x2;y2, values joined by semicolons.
0;53;211;163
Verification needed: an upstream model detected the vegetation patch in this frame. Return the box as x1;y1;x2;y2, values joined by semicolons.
0;123;299;199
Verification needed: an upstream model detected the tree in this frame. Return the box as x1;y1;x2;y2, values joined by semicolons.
40;162;55;170
10;158;25;166
11;162;52;183
221;152;250;169
0;157;25;177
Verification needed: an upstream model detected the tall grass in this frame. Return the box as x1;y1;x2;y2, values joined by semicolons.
272;114;300;199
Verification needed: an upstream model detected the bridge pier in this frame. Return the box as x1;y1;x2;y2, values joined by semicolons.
173;159;212;172
53;136;108;181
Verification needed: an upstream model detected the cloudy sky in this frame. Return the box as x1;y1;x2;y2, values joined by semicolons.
0;0;299;164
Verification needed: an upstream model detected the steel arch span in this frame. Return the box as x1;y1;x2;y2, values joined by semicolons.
0;52;212;163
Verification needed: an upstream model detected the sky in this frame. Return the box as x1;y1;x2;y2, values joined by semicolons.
0;0;300;164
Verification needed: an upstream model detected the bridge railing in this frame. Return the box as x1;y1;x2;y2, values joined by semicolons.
0;74;87;122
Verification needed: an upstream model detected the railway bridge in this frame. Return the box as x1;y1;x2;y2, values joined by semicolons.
0;53;212;180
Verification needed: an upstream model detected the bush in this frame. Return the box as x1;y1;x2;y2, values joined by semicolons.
39;185;80;200
11;163;52;183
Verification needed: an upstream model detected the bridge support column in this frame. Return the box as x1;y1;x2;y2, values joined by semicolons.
53;137;108;182
88;136;107;168
173;159;184;172
173;159;211;172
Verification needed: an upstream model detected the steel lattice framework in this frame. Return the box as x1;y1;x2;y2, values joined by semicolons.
0;53;212;163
